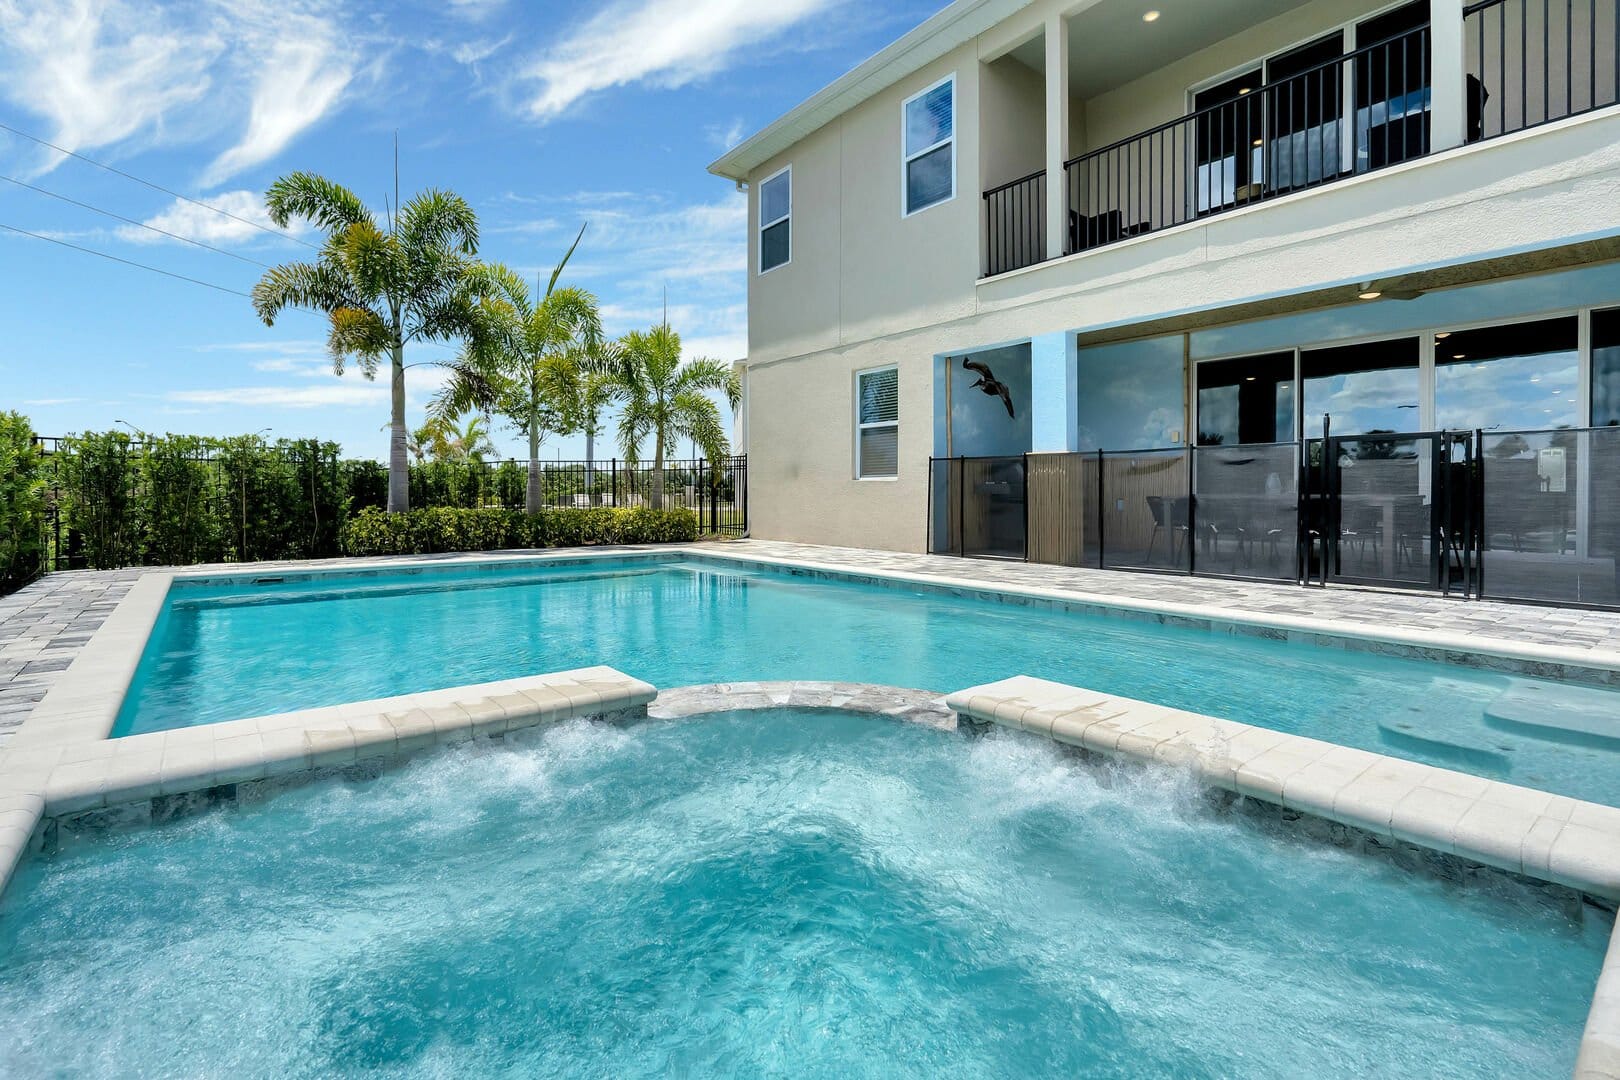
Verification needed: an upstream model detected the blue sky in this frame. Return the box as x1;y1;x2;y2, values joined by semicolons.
0;0;941;460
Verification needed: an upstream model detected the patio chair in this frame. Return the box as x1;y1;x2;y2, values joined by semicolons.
1145;495;1190;566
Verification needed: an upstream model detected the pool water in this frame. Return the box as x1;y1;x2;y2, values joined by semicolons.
116;558;1620;805
0;712;1604;1077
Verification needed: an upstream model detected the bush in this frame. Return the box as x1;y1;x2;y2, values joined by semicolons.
339;506;698;556
0;412;45;592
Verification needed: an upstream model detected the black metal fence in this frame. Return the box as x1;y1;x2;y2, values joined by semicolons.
1062;23;1431;258
33;435;746;572
983;169;1047;277
1465;0;1620;141
930;426;1620;610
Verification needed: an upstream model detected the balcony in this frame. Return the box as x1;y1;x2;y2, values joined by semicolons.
981;0;1620;279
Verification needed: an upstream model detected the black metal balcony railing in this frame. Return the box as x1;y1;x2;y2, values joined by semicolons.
1465;0;1620;141
982;169;1046;277
1062;23;1432;258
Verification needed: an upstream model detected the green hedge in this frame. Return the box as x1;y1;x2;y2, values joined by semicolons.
0;412;45;592
339;506;699;556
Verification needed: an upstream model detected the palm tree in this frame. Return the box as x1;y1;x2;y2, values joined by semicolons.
438;414;497;462
251;172;483;512
544;353;616;497
608;324;740;510
439;227;602;513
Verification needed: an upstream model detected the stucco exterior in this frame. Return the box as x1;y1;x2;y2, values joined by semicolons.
717;0;1620;551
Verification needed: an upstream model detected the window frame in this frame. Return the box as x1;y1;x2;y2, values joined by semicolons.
757;164;792;275
900;74;957;219
854;364;900;481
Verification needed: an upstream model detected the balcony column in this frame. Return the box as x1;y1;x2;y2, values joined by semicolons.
1029;331;1077;452
1043;12;1070;261
1430;0;1466;152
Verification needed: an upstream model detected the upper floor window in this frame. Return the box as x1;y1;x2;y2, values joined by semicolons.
902;75;955;217
855;365;899;479
759;166;791;274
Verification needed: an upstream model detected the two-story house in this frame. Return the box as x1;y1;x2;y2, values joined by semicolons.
711;0;1620;607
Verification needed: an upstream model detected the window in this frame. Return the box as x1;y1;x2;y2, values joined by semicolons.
1435;317;1579;432
855;366;899;479
1196;352;1295;446
759;166;790;274
1594;308;1620;426
903;76;954;216
1300;337;1420;438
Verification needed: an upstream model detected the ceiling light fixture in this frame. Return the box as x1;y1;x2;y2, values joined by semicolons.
1358;290;1382;300
1453;353;1466;359
1435;331;1451;340
1143;10;1161;22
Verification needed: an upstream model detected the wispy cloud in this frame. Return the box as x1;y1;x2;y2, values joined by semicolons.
0;0;217;165
705;118;748;151
498;190;749;360
115;189;301;246
167;384;386;409
519;0;839;121
0;0;355;185
202;26;355;186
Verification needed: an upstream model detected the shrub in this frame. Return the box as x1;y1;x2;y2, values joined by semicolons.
0;412;45;592
339;506;698;556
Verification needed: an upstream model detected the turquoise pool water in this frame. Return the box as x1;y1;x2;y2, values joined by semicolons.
0;712;1604;1076
115;557;1620;805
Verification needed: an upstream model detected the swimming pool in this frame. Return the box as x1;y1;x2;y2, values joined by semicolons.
114;556;1620;805
0;711;1604;1076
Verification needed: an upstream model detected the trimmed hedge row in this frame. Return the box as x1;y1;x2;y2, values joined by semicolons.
339;506;699;556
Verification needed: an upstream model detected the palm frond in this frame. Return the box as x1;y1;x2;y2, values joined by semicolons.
251;260;356;326
265;172;373;235
399;188;479;258
544;222;587;298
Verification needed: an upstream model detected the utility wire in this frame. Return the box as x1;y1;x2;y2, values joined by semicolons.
0;222;251;297
0;120;320;251
0;173;273;268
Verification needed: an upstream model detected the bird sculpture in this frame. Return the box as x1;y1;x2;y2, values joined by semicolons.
962;357;1015;418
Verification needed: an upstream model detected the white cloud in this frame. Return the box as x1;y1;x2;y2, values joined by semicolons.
705;118;747;151
201;23;354;185
0;0;217;166
520;0;838;121
23;397;83;407
114;189;298;246
0;0;354;185
167;384;387;409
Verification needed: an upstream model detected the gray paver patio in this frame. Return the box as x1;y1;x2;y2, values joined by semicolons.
4;538;1620;745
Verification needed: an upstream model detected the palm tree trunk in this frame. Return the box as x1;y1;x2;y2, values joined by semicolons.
651;430;665;511
526;421;541;514
387;343;409;513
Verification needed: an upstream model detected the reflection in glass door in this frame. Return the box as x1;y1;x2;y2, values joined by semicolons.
1300;338;1421;439
1194;69;1264;214
1354;0;1431;171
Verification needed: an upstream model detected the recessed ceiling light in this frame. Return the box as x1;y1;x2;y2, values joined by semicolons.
1358;290;1382;300
1245;376;1256;381
1435;331;1451;340
1143;10;1161;22
1453;353;1466;359
1238;87;1252;95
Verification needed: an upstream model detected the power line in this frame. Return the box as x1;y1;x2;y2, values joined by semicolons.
0;120;320;251
0;173;273;268
0;221;251;297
